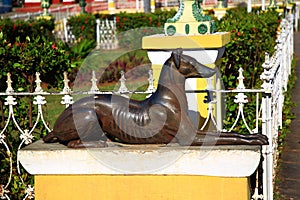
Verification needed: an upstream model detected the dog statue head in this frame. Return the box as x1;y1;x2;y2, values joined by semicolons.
171;48;216;79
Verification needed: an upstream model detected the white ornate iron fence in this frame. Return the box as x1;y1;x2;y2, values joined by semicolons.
259;13;294;200
96;18;119;50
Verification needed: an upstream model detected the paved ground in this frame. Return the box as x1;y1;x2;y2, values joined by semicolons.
277;31;300;199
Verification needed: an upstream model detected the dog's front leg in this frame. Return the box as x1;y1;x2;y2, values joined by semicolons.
176;114;268;146
192;130;268;145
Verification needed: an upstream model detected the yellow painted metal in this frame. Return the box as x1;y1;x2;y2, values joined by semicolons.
197;77;208;118
36;15;53;20
151;64;163;88
108;0;115;11
142;33;230;49
150;0;155;11
35;175;250;200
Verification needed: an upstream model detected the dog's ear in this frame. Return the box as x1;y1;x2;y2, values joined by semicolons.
172;48;182;68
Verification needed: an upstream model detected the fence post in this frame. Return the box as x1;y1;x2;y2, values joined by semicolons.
260;52;273;200
146;69;155;93
96;19;100;48
90;71;100;93
136;0;140;12
247;0;252;12
262;0;265;10
63;18;69;43
61;72;73;107
295;3;299;31
117;71;129;94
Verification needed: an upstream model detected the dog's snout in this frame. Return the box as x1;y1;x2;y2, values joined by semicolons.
197;64;216;78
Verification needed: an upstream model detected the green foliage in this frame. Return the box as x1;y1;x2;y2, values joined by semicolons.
217;8;281;89
0;17;55;44
71;39;95;58
67;13;96;42
69;38;96;68
117;27;163;49
216;8;282;132
0;34;71;91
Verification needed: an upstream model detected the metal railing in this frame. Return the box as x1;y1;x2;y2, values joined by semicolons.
259;14;294;200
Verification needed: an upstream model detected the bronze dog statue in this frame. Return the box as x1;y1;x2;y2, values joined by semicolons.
43;49;268;148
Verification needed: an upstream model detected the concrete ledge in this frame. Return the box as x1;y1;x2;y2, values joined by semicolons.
18;140;261;177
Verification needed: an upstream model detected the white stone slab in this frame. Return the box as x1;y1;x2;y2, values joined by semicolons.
18;140;261;177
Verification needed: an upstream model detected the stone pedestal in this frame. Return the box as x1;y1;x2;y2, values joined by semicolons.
19;140;262;200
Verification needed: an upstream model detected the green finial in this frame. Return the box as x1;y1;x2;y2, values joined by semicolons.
192;0;212;22
166;0;185;23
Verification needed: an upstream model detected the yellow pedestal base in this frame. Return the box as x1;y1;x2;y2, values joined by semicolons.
35;175;250;200
142;33;230;49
